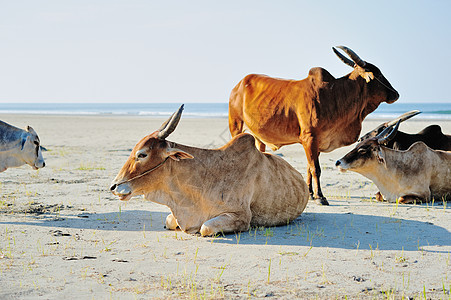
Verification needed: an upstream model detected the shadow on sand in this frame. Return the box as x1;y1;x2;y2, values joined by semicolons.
2;207;450;253
0;210;169;233
212;211;451;253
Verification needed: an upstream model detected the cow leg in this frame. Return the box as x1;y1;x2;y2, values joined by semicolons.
255;137;266;152
375;192;385;202
305;169;313;197
301;136;329;206
311;158;328;205
200;212;251;237
165;213;179;230
398;195;426;204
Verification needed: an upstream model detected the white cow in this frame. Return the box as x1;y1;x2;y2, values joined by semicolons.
0;120;45;172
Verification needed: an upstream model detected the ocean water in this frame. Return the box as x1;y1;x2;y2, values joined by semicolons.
371;102;451;120
0;102;450;120
0;103;229;118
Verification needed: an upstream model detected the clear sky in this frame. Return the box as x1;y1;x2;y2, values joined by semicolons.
0;1;450;103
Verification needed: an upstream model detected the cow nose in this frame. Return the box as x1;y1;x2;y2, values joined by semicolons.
335;160;341;167
110;184;117;191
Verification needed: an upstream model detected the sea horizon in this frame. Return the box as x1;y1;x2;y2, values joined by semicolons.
0;102;450;120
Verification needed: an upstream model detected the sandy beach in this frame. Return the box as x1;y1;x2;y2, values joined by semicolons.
0;114;450;299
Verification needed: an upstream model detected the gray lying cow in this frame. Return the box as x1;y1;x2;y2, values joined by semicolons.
359;110;451;200
110;105;309;236
359;110;451;151
0;120;45;172
336;122;451;203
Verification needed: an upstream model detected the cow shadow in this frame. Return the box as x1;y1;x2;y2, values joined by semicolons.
210;211;451;253
2;208;450;253
0;210;170;232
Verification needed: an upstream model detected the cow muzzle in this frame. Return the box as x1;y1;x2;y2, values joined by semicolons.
335;160;348;172
34;160;45;169
110;182;132;201
34;151;46;169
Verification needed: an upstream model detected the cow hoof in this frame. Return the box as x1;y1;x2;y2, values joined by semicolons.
200;224;214;237
375;192;384;202
315;197;329;206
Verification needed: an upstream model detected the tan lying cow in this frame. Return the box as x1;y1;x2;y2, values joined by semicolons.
110;105;309;236
336;122;451;203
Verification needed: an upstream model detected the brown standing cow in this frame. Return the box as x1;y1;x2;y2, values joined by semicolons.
229;46;399;205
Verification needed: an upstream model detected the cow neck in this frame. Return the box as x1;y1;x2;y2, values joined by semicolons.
0;151;22;171
335;74;368;113
0;139;23;152
361;100;379;120
333;82;367;125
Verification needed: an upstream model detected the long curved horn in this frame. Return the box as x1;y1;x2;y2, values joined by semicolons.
336;46;366;68
157;104;184;140
377;120;400;145
333;47;355;68
386;110;421;127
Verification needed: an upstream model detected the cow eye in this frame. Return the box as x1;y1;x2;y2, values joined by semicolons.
357;148;367;154
137;153;147;159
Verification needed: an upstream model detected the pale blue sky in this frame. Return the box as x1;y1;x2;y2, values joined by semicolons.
0;1;450;103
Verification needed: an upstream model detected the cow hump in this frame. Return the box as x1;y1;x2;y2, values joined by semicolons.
406;141;429;154
222;133;256;152
418;125;443;136
308;67;335;84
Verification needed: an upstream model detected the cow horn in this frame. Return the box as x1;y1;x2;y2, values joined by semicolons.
333;47;355;68
386;110;421;127
157;104;184;140
336;46;366;68
377;120;400;145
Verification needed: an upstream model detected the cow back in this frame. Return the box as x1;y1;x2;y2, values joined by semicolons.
0;120;24;151
221;134;309;226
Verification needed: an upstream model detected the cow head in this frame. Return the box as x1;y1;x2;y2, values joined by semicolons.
358;110;421;142
110;104;193;201
21;126;45;170
333;46;399;104
335;120;400;172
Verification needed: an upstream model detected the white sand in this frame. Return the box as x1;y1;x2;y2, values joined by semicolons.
0;114;450;299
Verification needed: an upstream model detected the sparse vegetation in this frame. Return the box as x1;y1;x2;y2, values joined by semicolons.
76;163;106;171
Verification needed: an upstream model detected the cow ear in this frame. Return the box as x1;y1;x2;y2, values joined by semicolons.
356;67;374;83
362;71;374;83
166;147;194;161
27;126;37;136
362;72;374;83
376;147;386;166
